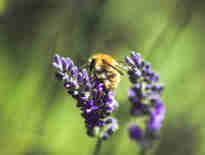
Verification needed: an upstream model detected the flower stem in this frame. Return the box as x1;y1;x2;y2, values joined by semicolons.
93;138;102;155
139;147;147;155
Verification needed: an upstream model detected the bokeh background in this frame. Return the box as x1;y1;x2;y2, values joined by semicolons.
1;0;205;154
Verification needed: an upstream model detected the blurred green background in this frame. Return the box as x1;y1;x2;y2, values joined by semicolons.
1;0;205;154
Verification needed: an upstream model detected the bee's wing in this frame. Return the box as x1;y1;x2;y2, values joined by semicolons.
102;60;124;76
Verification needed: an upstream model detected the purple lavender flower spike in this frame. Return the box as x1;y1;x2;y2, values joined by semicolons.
126;51;165;147
52;54;119;139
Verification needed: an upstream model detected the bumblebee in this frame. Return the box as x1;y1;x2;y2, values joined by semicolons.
88;53;124;90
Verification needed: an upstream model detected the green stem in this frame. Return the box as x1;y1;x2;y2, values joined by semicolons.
93;138;102;155
139;147;147;155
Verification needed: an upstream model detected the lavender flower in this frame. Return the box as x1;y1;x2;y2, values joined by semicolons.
52;54;119;139
126;51;165;147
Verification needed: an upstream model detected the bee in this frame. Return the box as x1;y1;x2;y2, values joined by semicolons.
88;53;124;90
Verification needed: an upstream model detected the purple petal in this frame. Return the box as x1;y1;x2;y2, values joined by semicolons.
128;88;136;98
54;54;61;64
125;56;135;66
148;103;165;131
129;124;142;141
